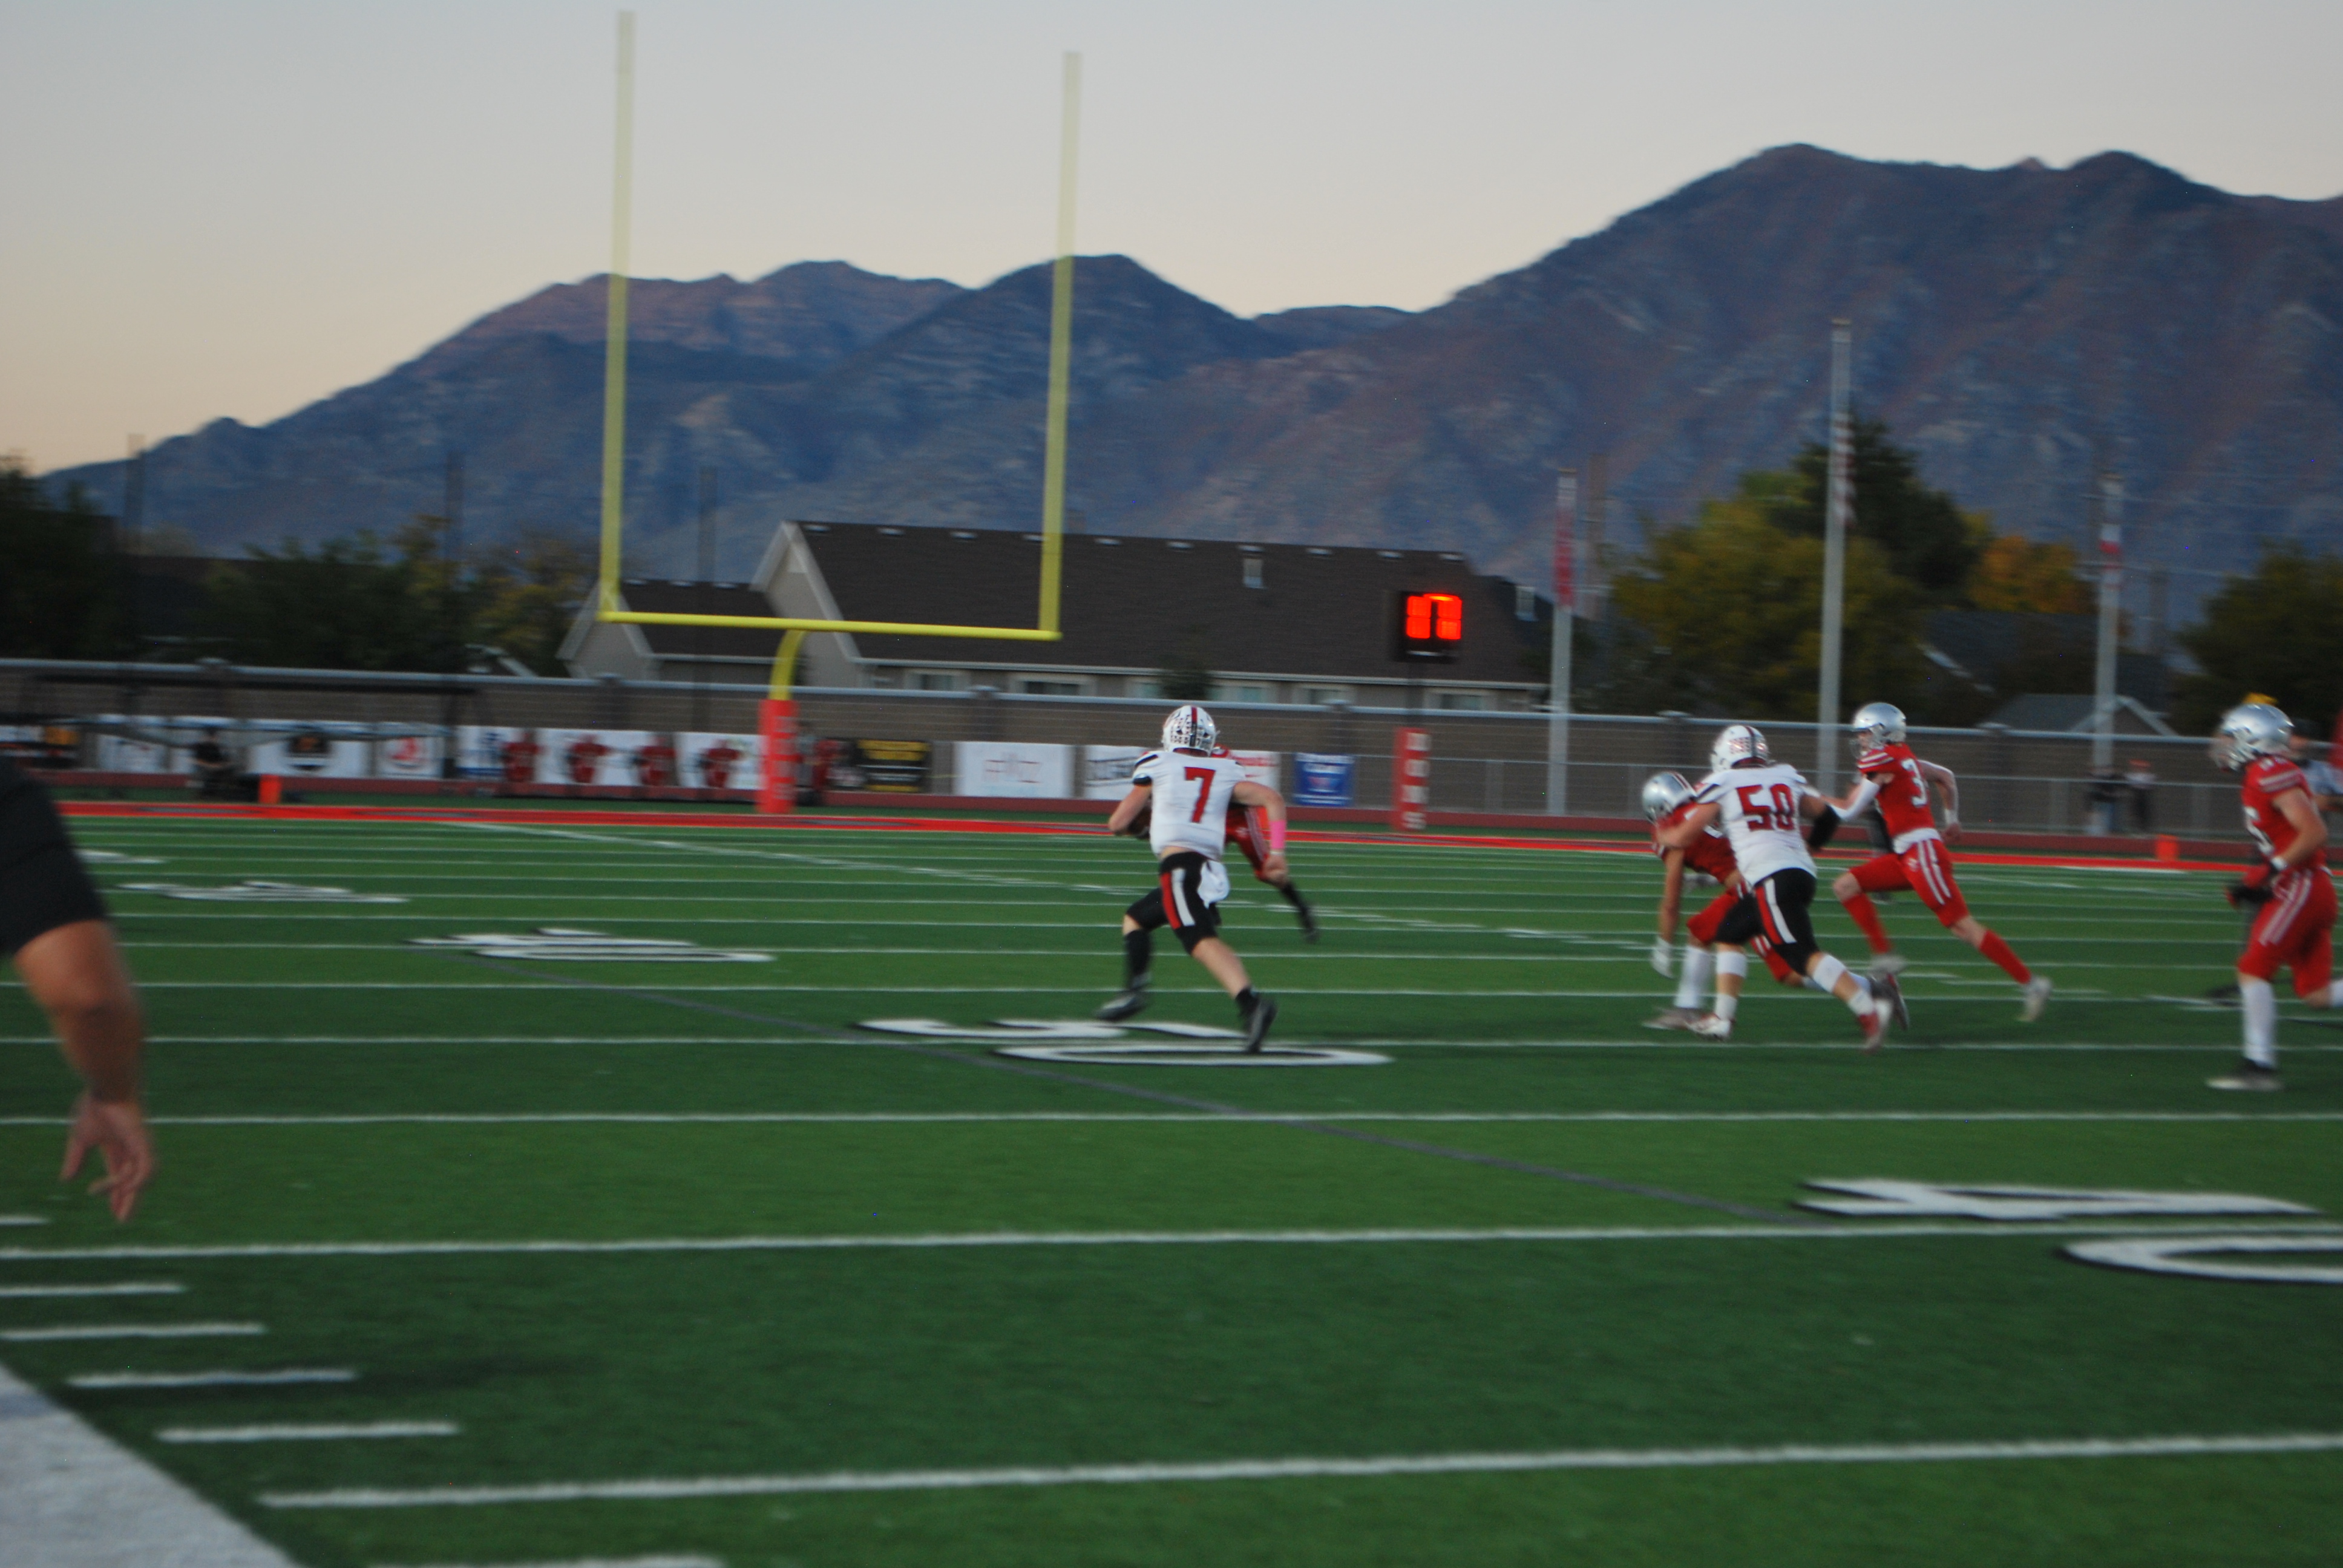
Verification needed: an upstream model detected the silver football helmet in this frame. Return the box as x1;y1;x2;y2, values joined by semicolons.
1710;723;1770;773
1641;771;1695;822
2212;702;2291;773
1161;704;1219;753
1849;702;1907;759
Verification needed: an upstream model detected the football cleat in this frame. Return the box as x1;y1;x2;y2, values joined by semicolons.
2020;975;2054;1022
1645;1007;1702;1031
1240;993;1279;1053
1094;983;1150;1022
1641;771;1696;822
1688;1013;1733;1040
1859;1006;1888;1054
2210;703;2291;772
2207;1060;2281;1092
1872;971;1910;1031
1869;952;1908;978
1709;723;1770;773
1848;702;1909;758
1161;704;1219;753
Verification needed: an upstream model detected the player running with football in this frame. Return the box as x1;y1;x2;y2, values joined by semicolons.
2207;702;2338;1091
1097;705;1287;1050
1828;703;2054;1022
1643;771;1797;1029
1658;724;1897;1048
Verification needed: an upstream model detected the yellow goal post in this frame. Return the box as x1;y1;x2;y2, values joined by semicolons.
590;24;1077;725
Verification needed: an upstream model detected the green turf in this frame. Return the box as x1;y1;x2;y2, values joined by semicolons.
2;816;2339;1566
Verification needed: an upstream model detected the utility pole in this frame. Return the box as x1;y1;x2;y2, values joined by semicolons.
694;466;717;733
1545;468;1578;817
2092;472;2123;769
122;436;146;655
1816;319;1853;794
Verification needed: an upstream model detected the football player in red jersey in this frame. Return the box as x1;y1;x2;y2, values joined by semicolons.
1828;703;2053;1023
1642;772;1797;1029
2208;702;2338;1091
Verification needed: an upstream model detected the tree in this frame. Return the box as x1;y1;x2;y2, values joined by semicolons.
1610;497;1925;720
2172;546;2343;736
470;528;595;675
1968;532;2091;613
0;459;128;658
1751;414;1982;603
200;517;476;671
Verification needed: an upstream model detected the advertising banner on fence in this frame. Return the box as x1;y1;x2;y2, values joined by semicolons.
373;729;447;780
1291;753;1356;808
680;732;762;792
955;741;1073;799
1225;750;1281;790
249;723;374;779
91;716;229;774
456;726;536;782
1081;745;1147;799
831;739;930;792
535;729;657;787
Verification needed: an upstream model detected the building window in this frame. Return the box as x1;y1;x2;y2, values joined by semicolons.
1020;678;1084;696
1434;691;1487;711
1243;557;1264;590
913;671;962;692
1299;686;1348;707
1516;584;1537;621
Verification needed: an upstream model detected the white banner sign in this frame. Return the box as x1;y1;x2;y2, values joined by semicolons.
679;732;762;792
1225;750;1281;790
536;729;655;787
247;724;373;779
456;725;531;781
373;731;446;779
955;741;1073;799
1081;745;1147;800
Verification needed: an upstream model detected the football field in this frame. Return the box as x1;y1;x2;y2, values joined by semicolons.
4;813;2340;1567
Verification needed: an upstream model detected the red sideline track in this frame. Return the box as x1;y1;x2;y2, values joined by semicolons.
57;799;2249;875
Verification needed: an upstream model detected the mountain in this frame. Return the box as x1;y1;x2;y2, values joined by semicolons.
45;148;2343;609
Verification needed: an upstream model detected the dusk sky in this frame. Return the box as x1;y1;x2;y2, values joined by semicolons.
4;0;2338;472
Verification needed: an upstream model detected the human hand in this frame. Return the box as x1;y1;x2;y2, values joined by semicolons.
1942;818;1963;845
1260;851;1289;884
61;1094;155;1223
1651;938;1675;977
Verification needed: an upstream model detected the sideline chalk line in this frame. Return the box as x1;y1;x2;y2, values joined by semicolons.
7;1218;2337;1263
260;1430;2343;1508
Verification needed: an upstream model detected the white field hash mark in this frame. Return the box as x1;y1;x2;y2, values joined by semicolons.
1;1321;264;1342
71;1368;355;1390
0;1280;182;1298
160;1421;457;1444
262;1431;2343;1508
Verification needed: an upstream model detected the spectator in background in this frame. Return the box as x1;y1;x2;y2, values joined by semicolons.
190;727;237;799
2126;759;2157;832
2085;764;2123;835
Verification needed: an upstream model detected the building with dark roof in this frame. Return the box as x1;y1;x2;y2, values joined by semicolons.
563;522;1552;710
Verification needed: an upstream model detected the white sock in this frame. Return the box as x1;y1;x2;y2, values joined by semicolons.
1712;992;1738;1022
1716;950;1748;983
2327;981;2343;1010
2240;978;2277;1068
1675;947;1714;1011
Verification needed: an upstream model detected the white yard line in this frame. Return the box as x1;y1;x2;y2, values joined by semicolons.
71;1368;355;1389
260;1430;2343;1509
6;1220;2336;1264
81;982;2238;1001
0;1281;183;1298
2;1322;264;1342
0;1359;300;1566
160;1420;457;1444
373;1559;719;1568
5;1110;2341;1128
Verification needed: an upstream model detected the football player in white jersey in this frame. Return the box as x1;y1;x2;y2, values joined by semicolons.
1657;723;1898;1050
1099;705;1288;1050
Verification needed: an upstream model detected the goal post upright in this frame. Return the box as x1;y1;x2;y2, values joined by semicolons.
596;11;635;619
583;26;1081;808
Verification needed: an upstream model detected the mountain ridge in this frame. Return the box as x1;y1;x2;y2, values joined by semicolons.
45;144;2343;611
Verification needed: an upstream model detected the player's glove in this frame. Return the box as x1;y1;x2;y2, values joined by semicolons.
2227;880;2275;909
1650;938;1674;977
1806;806;1841;851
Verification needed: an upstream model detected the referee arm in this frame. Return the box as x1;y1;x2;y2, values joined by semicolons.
16;921;154;1221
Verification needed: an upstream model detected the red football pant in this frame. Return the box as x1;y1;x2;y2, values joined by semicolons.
2240;869;2337;997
